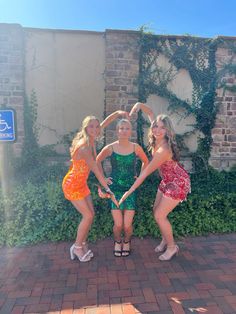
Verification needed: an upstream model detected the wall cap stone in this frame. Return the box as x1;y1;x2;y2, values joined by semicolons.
24;27;104;35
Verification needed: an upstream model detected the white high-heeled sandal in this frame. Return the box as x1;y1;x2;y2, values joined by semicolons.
82;242;94;258
159;245;179;261
154;240;167;253
70;244;91;262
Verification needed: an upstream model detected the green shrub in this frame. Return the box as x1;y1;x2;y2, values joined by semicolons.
0;167;235;246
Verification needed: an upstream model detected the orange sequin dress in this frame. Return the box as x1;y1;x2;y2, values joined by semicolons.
62;159;91;201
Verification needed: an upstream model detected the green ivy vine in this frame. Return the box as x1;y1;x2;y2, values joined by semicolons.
137;30;236;171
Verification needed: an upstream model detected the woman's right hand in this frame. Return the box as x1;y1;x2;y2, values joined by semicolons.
97;186;119;208
129;102;142;118
105;187;119;208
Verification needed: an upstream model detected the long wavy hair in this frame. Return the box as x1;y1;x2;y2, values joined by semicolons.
70;115;100;157
148;114;180;161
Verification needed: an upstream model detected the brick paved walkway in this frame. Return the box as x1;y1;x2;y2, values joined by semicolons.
1;234;236;314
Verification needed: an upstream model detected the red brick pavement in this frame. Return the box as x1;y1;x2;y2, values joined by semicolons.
1;234;236;314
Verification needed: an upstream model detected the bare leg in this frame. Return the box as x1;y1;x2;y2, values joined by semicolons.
153;190;163;210
82;195;95;256
154;195;180;260
123;210;135;242
122;209;135;256
71;198;94;260
111;209;123;241
84;194;95;238
154;195;180;246
111;209;123;256
153;190;166;252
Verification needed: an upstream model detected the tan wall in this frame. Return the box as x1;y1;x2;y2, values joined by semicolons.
21;27;236;170
145;53;198;153
24;29;105;152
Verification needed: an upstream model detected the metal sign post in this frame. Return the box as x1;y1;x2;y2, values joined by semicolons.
0;109;16;196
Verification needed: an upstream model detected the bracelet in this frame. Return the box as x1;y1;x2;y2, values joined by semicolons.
105;188;113;195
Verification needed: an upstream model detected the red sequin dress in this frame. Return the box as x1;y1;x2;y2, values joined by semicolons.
158;160;191;201
62;159;91;201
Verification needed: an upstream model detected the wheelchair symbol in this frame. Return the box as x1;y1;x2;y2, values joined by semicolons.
0;114;12;132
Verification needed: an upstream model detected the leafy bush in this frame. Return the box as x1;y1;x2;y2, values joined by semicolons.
0;166;235;246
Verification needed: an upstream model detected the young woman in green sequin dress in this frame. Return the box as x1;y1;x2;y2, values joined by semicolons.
97;119;148;256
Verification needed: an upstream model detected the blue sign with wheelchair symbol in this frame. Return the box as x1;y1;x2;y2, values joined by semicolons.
0;109;16;142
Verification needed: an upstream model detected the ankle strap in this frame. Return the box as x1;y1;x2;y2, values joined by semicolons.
167;245;178;249
74;244;82;249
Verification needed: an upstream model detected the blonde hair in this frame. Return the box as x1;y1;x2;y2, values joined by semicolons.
70;115;100;157
148;114;179;161
116;119;132;130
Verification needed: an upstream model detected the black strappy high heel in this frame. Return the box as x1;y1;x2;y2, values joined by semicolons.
122;240;131;257
113;240;122;257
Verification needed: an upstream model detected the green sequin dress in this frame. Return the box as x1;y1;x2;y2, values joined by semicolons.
110;146;137;210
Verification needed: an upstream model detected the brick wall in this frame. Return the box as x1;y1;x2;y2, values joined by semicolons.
0;24;25;156
104;31;236;170
104;30;140;144
0;24;235;170
210;40;236;170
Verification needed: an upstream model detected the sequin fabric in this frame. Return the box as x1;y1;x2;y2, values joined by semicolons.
158;160;191;201
62;159;91;201
110;152;137;210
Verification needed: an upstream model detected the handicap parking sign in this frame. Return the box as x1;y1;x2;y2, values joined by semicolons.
0;109;16;142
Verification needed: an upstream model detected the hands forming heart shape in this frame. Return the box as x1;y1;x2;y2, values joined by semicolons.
118;104;140;121
97;186;130;208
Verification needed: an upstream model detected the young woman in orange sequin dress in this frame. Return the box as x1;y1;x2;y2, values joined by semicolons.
119;103;191;261
62;111;127;262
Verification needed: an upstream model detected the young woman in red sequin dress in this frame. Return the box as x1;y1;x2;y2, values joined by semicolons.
119;103;191;261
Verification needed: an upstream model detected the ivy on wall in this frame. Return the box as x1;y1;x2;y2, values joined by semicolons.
216;39;236;94
137;30;236;170
12;90;58;182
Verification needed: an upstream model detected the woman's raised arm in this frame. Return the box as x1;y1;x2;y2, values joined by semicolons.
129;102;155;123
100;110;129;129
